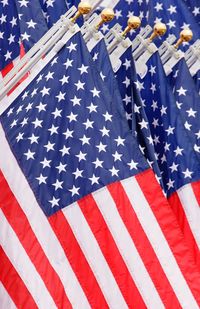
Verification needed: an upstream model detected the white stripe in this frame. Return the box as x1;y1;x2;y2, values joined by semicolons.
92;188;165;309
0;125;91;309
0;282;17;309
122;176;199;309
63;203;128;309
177;184;200;249
0;210;57;309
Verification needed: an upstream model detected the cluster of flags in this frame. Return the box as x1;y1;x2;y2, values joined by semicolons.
0;0;200;308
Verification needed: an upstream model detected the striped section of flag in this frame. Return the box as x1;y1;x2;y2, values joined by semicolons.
1;124;200;308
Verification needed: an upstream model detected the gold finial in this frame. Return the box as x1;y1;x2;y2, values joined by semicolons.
70;1;92;23
148;22;167;42
122;16;141;37
174;29;193;49
95;8;115;30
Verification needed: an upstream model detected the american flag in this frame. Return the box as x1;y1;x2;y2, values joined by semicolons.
39;0;69;28
1;29;200;308
193;69;200;95
0;0;48;78
137;50;200;265
183;0;200;25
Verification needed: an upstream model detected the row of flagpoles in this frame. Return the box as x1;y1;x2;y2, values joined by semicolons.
1;0;200;307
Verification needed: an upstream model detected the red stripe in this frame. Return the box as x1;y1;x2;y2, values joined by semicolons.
0;247;37;309
168;191;200;268
107;178;182;309
78;195;146;309
1;62;14;77
136;169;200;306
0;171;72;309
49;210;109;309
191;180;200;208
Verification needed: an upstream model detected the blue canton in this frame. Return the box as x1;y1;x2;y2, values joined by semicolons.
0;0;48;71
0;31;148;217
183;0;200;25
193;70;200;95
137;51;200;196
39;0;69;28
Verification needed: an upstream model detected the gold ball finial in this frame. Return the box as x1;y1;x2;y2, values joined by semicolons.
101;8;115;23
78;1;92;15
149;22;167;41
95;8;115;29
174;28;193;49
122;16;141;37
71;1;92;23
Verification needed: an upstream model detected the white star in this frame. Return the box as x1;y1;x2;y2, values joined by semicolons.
123;95;131;105
18;0;29;7
36;102;47;112
64;58;73;69
155;2;163;12
67;112;78;123
8;34;15;44
96;142;107;153
10;119;17;128
186;108;197;117
109;166;119;177
71;96;81;106
28;134;39;144
195;130;200;139
83;119;94;129
182;169;193;179
59;75;69;85
176;86;187;96
160;105;167;115
52;108;62;118
90;87;100;97
49;197;60;208
78;64;88;74
123;77;130;88
40;158;51;169
184;121;192;131
16;132;24;142
79;135;90;145
52;179;63;191
89;174;100;185
48;125;59;136
45;71;54;81
128;160;138;170
87;103;97;113
167;5;176;14
151;100;158;111
21;118;28;127
21;32;31;41
149;65;156;75
92;158;103;168
169;162;179;173
69;185;80;197
139;119;148;129
0;13;6;23
112;151;122;162
164;142;170;152
63;128;73;139
193;7;200;16
76;151;87;162
165;126;175;136
44;141;55;152
75;80;85;90
10;17;17;27
67;42;77;53
167;19;176;29
26;19;37;28
73;168;83;179
152;118;159;128
150;83;156;94
100;126;110;137
32;118;43;128
56;91;65;102
24;149;35;160
40;86;50;97
167;178;175;189
56;162;67;173
134;80;144;91
174;146;184;156
103;112;112;122
59;145;70;157
4;51;12;61
115;136;125;146
36;174;47;184
123;58;131;70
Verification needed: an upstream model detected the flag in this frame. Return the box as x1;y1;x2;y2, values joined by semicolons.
183;0;200;25
137;50;200;265
39;0;69;28
1;29;200;308
0;0;48;77
167;57;200;155
193;69;200;95
147;0;200;45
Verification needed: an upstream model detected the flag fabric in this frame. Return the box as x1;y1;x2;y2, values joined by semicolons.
167;57;200;155
193;69;200;95
39;0;69;28
1;29;200;308
137;51;200;265
183;0;200;25
0;0;48;78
